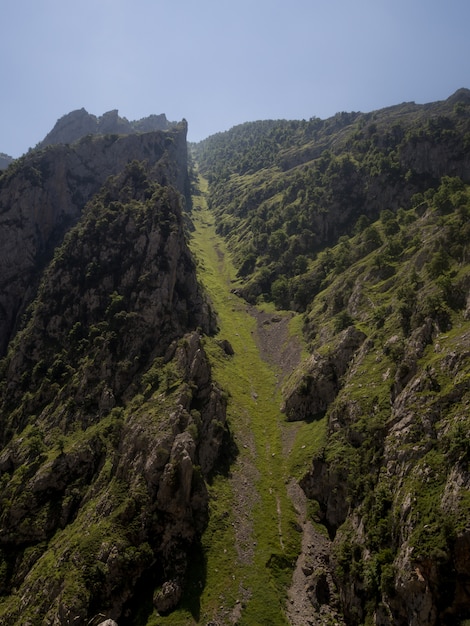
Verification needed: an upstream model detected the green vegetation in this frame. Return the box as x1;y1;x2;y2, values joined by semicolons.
153;175;302;624
0;159;220;625
190;94;470;623
192;93;470;310
285;417;327;481
293;183;470;621
1;91;470;624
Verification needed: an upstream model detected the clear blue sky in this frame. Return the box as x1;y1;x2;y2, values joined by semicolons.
1;0;469;157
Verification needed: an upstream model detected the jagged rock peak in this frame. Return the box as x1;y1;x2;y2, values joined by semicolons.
38;108;175;148
0;152;13;170
446;86;470;106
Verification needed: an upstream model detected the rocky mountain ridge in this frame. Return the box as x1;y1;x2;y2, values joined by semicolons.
293;195;470;624
193;88;470;308
0;153;12;170
37;108;174;149
195;91;470;625
0;119;231;624
0;120;189;357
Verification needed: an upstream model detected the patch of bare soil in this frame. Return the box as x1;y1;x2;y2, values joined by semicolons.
246;306;301;384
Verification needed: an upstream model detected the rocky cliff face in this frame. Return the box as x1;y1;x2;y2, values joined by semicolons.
0;121;189;357
38;108;172;149
1;159;213;432
281;326;366;422
284;188;470;624
0;153;12;170
0;124;229;624
0;327;228;624
195;91;470;624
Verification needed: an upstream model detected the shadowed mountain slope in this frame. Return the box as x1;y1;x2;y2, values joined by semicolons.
0;124;228;624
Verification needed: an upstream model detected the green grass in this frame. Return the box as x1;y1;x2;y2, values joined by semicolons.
287;313;310;361
155;175;301;624
286;417;327;480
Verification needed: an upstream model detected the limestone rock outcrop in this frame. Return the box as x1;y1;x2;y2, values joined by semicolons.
38;108;172;149
0;152;12;170
0;121;189;357
294;313;470;624
0;123;228;624
281;326;366;421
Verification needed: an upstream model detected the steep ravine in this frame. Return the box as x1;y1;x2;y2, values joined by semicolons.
155;175;340;625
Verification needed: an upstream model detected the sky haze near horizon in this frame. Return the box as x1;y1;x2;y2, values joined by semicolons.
1;0;470;157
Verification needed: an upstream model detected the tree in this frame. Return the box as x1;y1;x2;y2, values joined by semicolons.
427;248;450;279
268;229;288;255
271;276;290;309
362;226;382;253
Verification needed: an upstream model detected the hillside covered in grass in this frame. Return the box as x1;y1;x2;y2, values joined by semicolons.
193;90;470;625
193;88;470;310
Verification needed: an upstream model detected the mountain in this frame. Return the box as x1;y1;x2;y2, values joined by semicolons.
0;153;12;170
0;120;229;624
283;183;470;624
192;88;470;625
0;92;469;624
37;108;174;149
193;88;470;308
0;121;189;357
